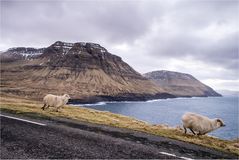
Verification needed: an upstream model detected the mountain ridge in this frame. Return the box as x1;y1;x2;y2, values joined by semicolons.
144;70;221;97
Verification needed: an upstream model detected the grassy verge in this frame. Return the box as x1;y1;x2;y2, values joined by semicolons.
0;95;238;155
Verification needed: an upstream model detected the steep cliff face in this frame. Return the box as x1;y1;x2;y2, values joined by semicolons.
144;70;221;97
1;41;172;103
40;41;145;79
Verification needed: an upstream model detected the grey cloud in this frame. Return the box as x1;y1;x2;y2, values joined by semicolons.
148;31;238;71
141;0;238;73
1;0;238;90
171;0;238;30
1;0;163;46
201;33;238;70
2;1;66;45
60;1;164;43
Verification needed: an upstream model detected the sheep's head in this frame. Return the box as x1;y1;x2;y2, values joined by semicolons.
63;94;71;100
215;118;226;128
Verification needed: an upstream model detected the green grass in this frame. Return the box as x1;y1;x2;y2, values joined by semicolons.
0;95;238;155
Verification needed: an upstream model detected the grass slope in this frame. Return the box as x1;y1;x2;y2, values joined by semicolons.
0;95;238;155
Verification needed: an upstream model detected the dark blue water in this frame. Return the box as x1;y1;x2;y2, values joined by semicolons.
73;96;238;140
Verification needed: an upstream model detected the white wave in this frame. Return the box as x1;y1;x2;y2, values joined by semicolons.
106;100;151;104
146;99;162;103
106;101;136;104
73;101;107;106
72;100;149;106
92;102;107;106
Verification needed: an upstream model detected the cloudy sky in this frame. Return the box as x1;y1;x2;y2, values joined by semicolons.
1;0;238;91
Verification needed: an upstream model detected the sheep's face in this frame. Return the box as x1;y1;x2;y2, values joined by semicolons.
64;94;71;100
216;118;225;128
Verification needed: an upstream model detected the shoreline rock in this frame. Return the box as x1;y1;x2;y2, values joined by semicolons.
68;93;177;104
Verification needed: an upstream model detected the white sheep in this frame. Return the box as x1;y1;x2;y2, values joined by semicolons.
41;94;70;112
182;112;225;135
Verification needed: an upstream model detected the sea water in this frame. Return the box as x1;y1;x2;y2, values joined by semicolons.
73;96;238;140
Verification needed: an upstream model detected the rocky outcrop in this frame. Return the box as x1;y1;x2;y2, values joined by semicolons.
1;41;173;103
144;70;221;97
0;47;45;62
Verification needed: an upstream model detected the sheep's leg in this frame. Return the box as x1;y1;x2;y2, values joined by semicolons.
197;132;203;136
43;105;50;110
189;128;196;135
183;126;187;134
41;104;46;110
55;107;60;112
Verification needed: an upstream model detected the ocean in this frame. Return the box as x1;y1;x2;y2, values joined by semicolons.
72;96;238;140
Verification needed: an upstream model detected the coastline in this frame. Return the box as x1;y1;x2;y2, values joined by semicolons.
69;94;225;106
68;92;177;104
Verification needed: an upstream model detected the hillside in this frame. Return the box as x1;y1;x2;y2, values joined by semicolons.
144;70;221;97
0;41;174;103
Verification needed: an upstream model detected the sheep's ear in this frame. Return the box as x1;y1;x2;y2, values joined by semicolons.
216;119;225;127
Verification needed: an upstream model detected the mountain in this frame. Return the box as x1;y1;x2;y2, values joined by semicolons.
0;41;174;103
143;70;221;97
